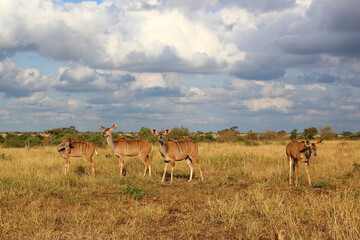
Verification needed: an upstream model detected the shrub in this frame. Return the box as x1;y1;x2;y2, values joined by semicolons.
137;127;157;144
245;130;258;141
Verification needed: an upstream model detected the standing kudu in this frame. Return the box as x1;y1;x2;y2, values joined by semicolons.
152;129;204;183
286;140;322;186
100;124;152;177
57;139;98;175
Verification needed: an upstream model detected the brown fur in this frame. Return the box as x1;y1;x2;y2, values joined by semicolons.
100;124;152;176
57;139;98;174
152;129;204;183
286;140;322;186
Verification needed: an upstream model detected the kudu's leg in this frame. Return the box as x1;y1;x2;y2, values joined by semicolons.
86;156;96;175
118;155;125;176
141;154;151;177
65;157;70;174
288;155;292;185
186;158;194;182
191;155;204;181
295;161;300;187
162;162;169;182
170;160;175;183
305;161;311;186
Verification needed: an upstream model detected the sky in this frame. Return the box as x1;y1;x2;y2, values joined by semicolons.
0;0;360;133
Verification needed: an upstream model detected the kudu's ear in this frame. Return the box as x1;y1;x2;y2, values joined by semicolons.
164;129;170;135
100;126;105;131
111;124;117;130
152;129;158;135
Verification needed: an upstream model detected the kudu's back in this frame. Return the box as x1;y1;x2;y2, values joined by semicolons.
115;138;152;156
167;139;198;160
58;141;97;158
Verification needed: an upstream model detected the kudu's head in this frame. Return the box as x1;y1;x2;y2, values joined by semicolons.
152;129;170;145
57;139;73;157
100;124;116;137
301;140;323;157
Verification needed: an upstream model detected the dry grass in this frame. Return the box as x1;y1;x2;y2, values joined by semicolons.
1;140;360;239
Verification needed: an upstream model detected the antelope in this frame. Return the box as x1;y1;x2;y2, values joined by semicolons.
57;139;98;175
152;129;204;183
100;124;152;177
286;140;322;186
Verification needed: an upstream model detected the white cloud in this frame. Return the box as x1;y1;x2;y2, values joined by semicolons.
304;84;326;91
243;98;293;113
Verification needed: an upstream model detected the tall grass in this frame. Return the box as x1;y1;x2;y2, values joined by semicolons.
0;141;360;239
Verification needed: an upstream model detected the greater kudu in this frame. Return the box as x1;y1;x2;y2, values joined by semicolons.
57;139;98;175
286;140;322;186
100;124;152;177
152;129;204;183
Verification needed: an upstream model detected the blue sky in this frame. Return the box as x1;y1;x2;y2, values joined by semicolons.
1;0;360;133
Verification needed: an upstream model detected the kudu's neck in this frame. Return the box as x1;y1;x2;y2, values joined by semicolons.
159;139;168;155
106;132;117;150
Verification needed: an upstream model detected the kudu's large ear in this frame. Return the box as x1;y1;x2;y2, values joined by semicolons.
100;126;105;131
152;129;158;135
164;129;170;135
111;124;117;130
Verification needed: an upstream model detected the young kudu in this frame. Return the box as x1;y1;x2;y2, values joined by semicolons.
152;129;204;183
100;124;152;177
57;139;98;175
286;140;322;186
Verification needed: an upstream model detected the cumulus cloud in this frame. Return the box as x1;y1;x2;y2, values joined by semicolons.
0;0;360;132
243;98;293;113
0;59;51;97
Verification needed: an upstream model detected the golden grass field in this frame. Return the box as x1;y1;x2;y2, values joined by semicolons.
0;140;360;239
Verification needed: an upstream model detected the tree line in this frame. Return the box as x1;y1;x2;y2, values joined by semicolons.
0;125;359;148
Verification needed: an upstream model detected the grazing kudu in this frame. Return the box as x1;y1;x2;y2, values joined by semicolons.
100;124;152;177
152;129;204;183
57;139;98;175
286;140;322;186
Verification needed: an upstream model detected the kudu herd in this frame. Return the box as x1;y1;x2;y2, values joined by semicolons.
56;124;322;185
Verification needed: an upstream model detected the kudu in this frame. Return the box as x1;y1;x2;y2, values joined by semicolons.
152;129;204;183
57;139;98;175
100;124;152;177
286;140;322;186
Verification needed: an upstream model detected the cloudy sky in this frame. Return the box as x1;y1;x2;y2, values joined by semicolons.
1;0;360;133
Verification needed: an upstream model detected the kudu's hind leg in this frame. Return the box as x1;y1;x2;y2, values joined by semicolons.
305;161;311;186
140;154;151;177
86;156;96;175
186;157;194;182
190;155;204;181
288;156;293;185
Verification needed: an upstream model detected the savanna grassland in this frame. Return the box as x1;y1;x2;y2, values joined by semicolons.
0;140;360;239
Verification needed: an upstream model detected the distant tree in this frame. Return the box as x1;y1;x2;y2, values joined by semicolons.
138;127;157;144
229;126;239;133
342;131;352;139
260;130;277;140
168;126;190;140
217;129;238;142
290;129;298;140
0;135;4;143
319;126;337;140
303;127;318;140
245;130;258;141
